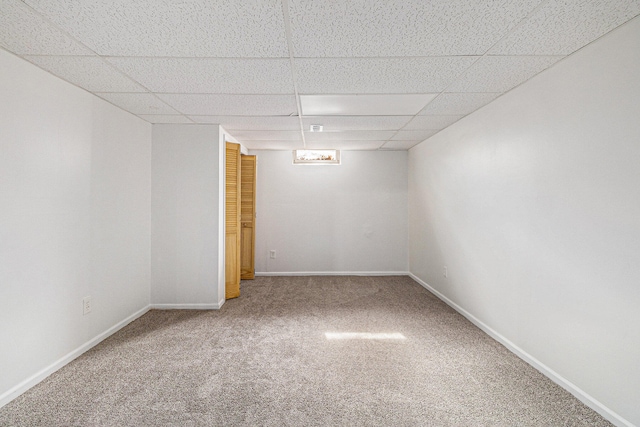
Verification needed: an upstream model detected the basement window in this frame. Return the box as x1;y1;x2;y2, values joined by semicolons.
293;149;340;165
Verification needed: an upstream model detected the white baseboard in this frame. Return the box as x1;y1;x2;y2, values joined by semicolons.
407;273;632;427
150;302;223;310
255;271;410;276
0;305;150;409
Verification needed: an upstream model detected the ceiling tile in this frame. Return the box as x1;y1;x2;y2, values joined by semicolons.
157;94;298;116
228;131;301;141
305;141;386;150
24;0;288;57
242;140;302;151
96;93;179;115
305;131;395;141
446;56;563;93
420;93;501;115
158;94;298;116
288;0;541;57
137;115;193;124
391;130;440;141
491;0;640;55
302;116;412;131
403;115;464;130
24;56;146;92
295;57;477;93
190;116;301;130
0;0;93;55
300;94;436;116
380;140;422;150
106;58;294;94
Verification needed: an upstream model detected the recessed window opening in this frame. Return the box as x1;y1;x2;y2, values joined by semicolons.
293;149;340;165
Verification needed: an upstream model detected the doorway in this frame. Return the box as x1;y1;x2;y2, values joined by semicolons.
225;143;256;299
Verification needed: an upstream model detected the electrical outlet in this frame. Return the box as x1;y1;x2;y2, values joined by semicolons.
83;296;92;315
443;266;448;278
269;250;276;259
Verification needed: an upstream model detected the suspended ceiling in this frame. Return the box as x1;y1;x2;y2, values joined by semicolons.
1;0;639;150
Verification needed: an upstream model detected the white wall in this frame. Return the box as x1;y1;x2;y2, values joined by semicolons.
252;150;408;274
151;124;222;307
408;17;640;427
0;50;152;403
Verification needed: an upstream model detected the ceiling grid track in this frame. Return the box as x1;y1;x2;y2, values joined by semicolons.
16;0;192;123
4;0;638;149
385;0;553;148
280;0;306;149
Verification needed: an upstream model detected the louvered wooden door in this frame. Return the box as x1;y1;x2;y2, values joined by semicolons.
225;142;241;299
240;155;256;279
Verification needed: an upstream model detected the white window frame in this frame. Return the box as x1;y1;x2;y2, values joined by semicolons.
292;149;341;165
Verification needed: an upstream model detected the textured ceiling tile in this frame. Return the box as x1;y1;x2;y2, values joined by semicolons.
300;94;436;116
380;140;423;150
305;131;395;142
190;116;301;130
289;0;541;57
137;115;193;124
391;130;439;141
24;0;288;57
242;140;302;150
24;56;146;92
420;93;502;115
403;115;465;130
0;0;93;55
295;57;477;93
302;116;412;131
228;131;301;141
491;0;640;55
446;56;563;93
305;141;386;150
156;94;298;116
96;93;179;115
106;58;294;94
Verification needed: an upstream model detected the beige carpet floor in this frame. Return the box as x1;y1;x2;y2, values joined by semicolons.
0;276;611;426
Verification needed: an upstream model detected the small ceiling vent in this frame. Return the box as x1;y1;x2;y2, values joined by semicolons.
309;124;323;132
